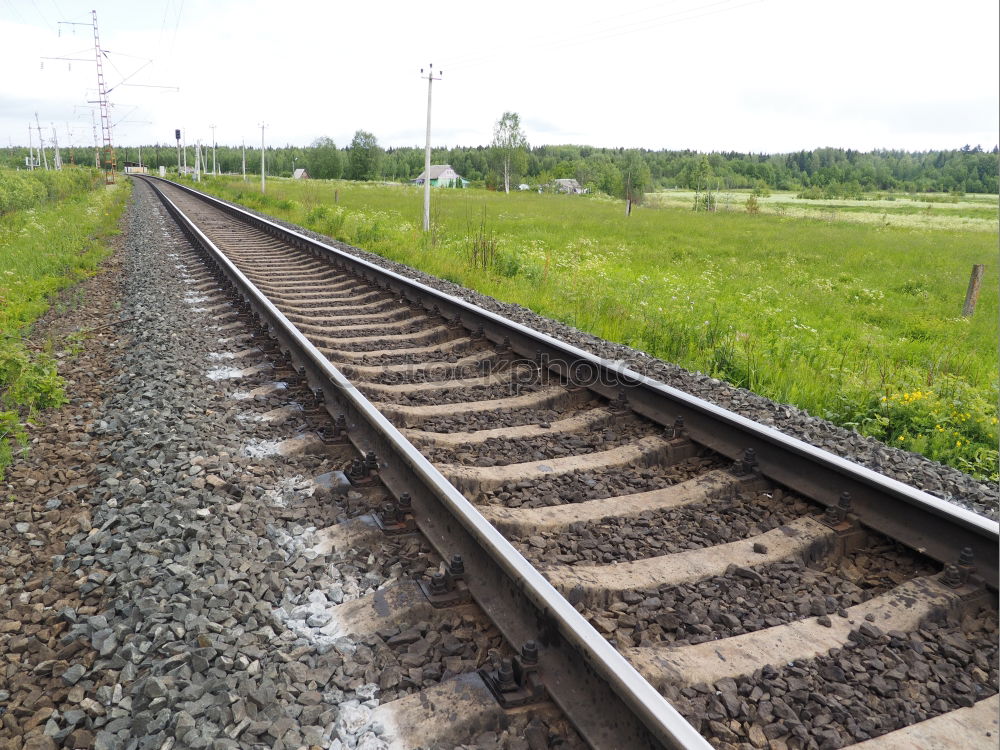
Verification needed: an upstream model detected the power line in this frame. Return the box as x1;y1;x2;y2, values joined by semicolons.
29;0;51;28
4;0;28;24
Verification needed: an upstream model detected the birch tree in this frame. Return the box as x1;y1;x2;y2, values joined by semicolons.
491;112;528;194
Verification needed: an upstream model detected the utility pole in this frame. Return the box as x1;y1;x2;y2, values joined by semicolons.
90;10;116;182
27;124;35;170
259;122;266;194
420;64;442;232
242;137;246;181
90;110;100;168
35;114;49;170
210;123;217;176
51;125;62;170
65;122;75;165
194;139;201;182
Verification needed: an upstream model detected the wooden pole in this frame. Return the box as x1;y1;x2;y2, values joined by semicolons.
962;264;985;317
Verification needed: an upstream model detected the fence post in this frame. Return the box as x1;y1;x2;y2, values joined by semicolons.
962;264;985;317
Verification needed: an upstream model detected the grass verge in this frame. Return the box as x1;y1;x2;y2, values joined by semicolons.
188;175;999;481
0;169;129;479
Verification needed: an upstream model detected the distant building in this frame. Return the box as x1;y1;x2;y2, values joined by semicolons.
122;161;148;175
552;178;587;194
411;164;469;188
517;183;530;191
292;168;310;179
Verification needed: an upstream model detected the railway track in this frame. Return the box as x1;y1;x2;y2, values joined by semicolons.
136;175;998;749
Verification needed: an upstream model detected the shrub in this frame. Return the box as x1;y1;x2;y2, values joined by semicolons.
0;168;102;215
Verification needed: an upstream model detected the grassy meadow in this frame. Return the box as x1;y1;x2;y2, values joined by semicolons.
0;168;128;478
188;175;999;481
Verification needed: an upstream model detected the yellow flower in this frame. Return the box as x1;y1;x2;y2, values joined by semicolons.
956;440;963;447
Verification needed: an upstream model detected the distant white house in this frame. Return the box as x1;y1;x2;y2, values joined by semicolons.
553;178;587;194
292;168;310;179
411;164;469;188
517;183;530;191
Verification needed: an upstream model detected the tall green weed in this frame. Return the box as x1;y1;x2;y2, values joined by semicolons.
0;167;103;215
0;175;126;479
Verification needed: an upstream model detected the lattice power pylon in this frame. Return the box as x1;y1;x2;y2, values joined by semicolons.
91;10;116;184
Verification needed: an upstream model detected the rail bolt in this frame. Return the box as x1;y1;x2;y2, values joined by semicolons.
448;554;465;581
733;447;758;476
610;389;629;412
429;572;450;595
520;641;539;667
346;458;366;481
941;564;965;589
380;502;399;525
496;659;517;692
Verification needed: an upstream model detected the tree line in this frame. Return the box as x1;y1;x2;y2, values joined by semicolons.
2;125;995;196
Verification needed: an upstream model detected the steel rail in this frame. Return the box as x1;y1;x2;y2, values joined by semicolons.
139;176;713;750
142;176;1000;591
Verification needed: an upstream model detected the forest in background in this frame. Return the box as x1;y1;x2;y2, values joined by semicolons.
2;139;997;196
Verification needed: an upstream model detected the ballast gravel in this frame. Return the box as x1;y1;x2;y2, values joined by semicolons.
341;342;489;368
517;490;812;565
215;197;997;520
424;414;660;466
665;611;999;749
416;401;599;433
388;381;546;407
479;455;726;508
584;543;938;647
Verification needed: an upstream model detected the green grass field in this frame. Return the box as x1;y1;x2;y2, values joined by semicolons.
189;175;999;480
0;169;128;478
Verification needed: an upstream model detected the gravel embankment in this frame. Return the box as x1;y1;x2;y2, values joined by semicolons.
3;184;585;750
209;195;997;520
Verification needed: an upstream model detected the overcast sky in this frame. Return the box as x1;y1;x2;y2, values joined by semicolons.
1;0;997;154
